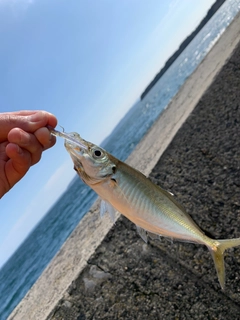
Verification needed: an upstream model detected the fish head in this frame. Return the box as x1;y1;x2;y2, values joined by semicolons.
64;132;116;185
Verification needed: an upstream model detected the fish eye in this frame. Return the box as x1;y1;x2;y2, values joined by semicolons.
94;150;102;157
92;148;104;159
92;146;105;159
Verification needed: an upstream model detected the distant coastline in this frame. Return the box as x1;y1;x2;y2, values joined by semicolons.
140;0;226;100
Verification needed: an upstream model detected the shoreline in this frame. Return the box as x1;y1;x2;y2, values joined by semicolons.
140;0;226;100
8;11;240;320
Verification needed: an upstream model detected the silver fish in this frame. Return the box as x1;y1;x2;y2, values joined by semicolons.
50;127;240;290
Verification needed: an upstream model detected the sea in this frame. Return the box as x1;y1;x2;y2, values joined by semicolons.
1;1;240;319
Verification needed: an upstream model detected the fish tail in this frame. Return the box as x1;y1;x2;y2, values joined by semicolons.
209;237;240;290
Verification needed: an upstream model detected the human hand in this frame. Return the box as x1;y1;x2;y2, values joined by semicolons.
0;110;57;198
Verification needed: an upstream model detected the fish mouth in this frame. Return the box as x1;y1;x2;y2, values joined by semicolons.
64;140;83;156
64;138;88;166
48;127;88;151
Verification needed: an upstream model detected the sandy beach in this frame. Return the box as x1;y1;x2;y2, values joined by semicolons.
8;11;240;320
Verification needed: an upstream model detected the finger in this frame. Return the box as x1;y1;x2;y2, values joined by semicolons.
8;128;43;165
2;110;58;126
3;110;41;116
0;111;57;140
5;143;32;188
0;141;9;162
34;127;56;151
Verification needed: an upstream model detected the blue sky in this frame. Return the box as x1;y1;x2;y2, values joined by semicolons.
0;0;215;267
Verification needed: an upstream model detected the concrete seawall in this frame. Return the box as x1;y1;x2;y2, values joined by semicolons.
8;12;240;320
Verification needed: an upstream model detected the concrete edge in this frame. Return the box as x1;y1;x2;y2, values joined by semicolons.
8;11;240;320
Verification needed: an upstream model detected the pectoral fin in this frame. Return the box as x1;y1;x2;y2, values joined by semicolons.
100;200;106;218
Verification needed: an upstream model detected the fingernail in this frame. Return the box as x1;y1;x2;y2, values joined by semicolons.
17;145;23;154
13;143;23;155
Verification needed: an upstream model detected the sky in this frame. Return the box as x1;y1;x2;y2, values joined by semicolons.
0;0;216;267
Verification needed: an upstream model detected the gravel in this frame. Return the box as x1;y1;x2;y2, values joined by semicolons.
48;40;240;320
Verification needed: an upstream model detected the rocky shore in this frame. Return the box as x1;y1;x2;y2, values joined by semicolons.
8;11;240;320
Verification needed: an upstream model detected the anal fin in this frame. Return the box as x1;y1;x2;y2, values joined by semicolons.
136;225;148;243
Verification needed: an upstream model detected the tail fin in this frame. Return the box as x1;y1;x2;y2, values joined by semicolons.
210;238;240;290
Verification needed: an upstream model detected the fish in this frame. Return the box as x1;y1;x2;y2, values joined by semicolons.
49;127;240;290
